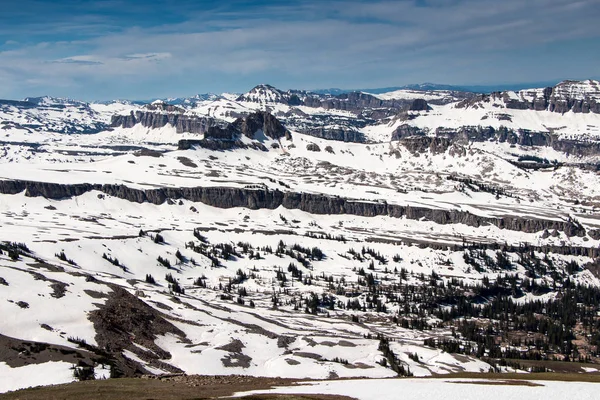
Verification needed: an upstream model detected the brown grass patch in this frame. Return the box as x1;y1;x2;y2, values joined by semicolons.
233;395;356;400
0;376;300;400
431;372;600;383
449;380;543;387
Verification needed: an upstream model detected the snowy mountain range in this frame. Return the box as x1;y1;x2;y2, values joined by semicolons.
2;79;600;393
311;80;571;95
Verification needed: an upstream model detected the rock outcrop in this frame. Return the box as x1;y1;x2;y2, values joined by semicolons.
238;84;445;116
231;111;288;140
457;80;600;114
0;179;587;238
297;127;365;143
111;111;220;134
391;124;425;140
180;111;288;150
391;124;600;156
399;137;453;155
89;285;188;376
113;109;289;150
178;139;267;151
409;99;431;111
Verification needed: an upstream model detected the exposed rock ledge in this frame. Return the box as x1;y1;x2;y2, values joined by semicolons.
0;179;586;237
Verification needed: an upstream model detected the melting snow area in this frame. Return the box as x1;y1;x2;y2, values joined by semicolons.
234;378;600;400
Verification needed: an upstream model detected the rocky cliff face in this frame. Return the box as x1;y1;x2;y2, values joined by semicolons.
178;139;268;151
296;127;365;143
457;80;600;114
391;124;425;140
409;99;431;111
112;109;289;143
111;110;220;134
399;137;453;155
177;111;288;150
282;113;372;143
392;124;600;156
0;179;587;238
303;92;421;114
548;80;600;113
237;84;437;116
232;111;288;140
311;92;387;111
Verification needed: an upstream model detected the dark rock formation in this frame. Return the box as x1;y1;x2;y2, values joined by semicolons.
391;124;425;140
89;285;188;376
0;333;98;369
551;140;600;157
392;124;600;156
178;139;267;151
114;110;289;145
297;127;365;143
111;111;219;134
400;137;453;155
588;229;600;240
175;111;287;151
315;92;387;111
231;111;288;139
204;125;238;140
0;179;587;237
409;99;431;111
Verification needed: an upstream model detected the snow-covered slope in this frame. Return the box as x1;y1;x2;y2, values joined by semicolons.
368;89;459;102
2;80;600;393
236;378;600;400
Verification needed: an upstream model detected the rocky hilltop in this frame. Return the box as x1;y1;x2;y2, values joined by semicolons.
0;97;109;134
458;80;600;114
110;102;224;134
391;124;600;157
238;84;444;115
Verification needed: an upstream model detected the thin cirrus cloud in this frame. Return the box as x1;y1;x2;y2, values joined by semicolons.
0;0;598;100
50;56;104;66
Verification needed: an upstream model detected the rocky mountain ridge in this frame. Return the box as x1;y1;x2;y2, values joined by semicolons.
4;79;600;148
458;80;600;114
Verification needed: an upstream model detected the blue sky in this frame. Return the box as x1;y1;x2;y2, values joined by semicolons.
0;0;599;100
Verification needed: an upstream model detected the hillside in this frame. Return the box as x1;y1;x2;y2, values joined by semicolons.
2;80;600;393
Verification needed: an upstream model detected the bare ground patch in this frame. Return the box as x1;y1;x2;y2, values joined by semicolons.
449;380;543;387
88;285;189;376
0;334;97;368
218;339;253;368
0;375;311;400
177;156;198;168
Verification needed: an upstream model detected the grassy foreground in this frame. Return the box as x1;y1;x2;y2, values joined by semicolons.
0;376;353;400
3;372;600;400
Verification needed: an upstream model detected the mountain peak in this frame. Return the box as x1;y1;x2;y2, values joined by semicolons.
553;79;600;100
236;84;286;104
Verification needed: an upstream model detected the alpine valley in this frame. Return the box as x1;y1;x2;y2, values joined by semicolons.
2;80;600;393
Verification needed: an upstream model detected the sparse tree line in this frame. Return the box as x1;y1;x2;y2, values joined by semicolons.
5;225;600;372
